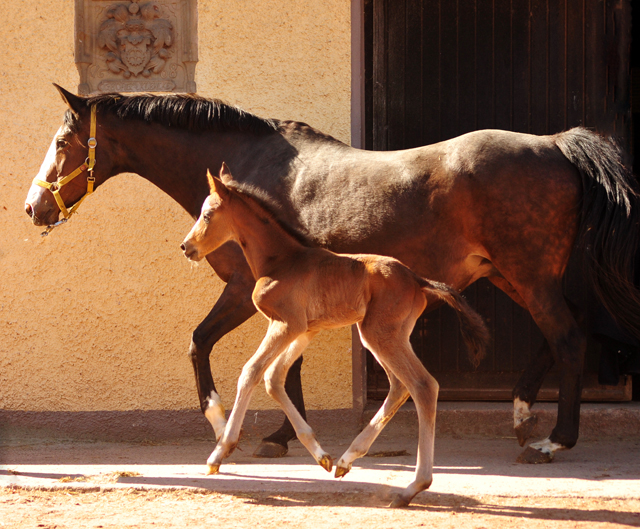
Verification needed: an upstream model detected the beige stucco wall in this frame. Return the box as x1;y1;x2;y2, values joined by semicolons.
0;1;352;413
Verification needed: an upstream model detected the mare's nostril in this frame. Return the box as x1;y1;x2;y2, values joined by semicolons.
180;243;186;251
25;203;33;217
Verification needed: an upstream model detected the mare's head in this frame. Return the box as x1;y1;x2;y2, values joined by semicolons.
181;163;235;261
25;85;117;228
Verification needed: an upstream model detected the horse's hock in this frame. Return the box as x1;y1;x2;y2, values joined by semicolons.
74;0;198;94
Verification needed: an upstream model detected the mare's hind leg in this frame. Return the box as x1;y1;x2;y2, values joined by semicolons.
263;332;334;471
335;361;410;478
490;276;584;447
514;283;586;464
207;321;298;473
511;297;585;446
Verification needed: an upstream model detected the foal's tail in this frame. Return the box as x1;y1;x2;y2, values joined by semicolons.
418;278;490;368
554;128;640;339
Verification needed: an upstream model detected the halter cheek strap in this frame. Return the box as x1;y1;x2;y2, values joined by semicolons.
33;105;98;236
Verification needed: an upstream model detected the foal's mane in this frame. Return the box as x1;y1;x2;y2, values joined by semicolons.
65;93;280;135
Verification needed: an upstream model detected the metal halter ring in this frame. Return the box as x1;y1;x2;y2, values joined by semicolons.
87;137;98;149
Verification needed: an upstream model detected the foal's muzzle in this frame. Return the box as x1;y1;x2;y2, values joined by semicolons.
180;241;200;261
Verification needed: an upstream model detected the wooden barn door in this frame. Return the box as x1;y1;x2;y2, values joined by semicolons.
364;0;632;401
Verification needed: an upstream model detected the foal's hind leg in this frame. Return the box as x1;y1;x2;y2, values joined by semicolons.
357;324;439;508
263;332;334;472
335;363;410;478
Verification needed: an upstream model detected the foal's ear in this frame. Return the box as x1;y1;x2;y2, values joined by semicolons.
219;162;235;185
206;169;229;198
53;84;87;116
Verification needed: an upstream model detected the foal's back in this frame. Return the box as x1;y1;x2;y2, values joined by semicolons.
253;246;428;334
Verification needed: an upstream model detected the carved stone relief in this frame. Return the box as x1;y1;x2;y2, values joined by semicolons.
75;0;197;94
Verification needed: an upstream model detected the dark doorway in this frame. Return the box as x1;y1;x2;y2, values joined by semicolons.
364;0;633;401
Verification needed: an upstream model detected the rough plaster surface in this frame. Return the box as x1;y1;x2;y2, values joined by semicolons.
0;1;352;413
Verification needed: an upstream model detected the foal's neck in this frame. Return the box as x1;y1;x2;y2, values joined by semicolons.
227;192;304;279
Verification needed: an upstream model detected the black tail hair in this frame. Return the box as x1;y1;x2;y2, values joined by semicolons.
555;127;640;339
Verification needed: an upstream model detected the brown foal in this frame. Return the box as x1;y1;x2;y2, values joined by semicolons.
181;163;489;508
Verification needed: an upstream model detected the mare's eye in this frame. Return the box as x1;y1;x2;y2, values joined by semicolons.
56;138;69;150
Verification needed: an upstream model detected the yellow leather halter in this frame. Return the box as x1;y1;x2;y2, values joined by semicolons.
34;105;98;236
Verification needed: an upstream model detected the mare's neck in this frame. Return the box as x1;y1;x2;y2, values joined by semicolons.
227;192;304;279
110;120;261;218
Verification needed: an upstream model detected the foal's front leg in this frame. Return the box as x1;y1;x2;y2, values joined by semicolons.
207;321;298;474
263;332;334;472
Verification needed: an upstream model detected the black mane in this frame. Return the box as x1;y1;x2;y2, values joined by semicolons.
65;93;280;135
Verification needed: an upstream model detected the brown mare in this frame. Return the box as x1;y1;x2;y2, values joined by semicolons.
181;164;490;508
25;86;640;464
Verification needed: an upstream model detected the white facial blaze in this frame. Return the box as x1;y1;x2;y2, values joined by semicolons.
204;390;227;440
25;127;62;208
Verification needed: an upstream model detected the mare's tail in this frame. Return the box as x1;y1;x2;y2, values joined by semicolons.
418;278;490;368
554;128;640;339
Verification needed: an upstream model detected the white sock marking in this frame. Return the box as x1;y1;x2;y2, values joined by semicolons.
514;397;531;428
204;391;227;440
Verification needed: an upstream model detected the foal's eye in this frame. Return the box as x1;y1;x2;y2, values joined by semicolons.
203;214;211;225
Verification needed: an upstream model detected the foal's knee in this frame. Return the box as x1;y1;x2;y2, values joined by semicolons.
264;375;281;399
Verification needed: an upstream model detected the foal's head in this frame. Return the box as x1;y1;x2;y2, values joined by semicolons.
181;163;235;261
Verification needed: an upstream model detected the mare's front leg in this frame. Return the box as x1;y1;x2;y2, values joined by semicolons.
189;269;256;440
207;321;299;474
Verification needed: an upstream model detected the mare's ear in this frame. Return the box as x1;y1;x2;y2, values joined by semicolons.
53;84;87;116
206;169;229;198
219;162;235;185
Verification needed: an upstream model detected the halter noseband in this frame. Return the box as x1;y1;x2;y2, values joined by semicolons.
34;105;98;236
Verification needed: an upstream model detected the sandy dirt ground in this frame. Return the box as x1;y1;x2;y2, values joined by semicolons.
1;435;639;529
1;487;640;529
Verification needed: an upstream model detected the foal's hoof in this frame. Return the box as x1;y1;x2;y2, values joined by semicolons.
334;465;350;479
388;495;410;509
207;463;221;475
318;454;333;472
253;441;288;458
515;415;539;447
516;446;554;464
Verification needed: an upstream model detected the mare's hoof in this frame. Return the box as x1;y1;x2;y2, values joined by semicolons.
515;415;538;447
388;495;410;509
334;465;350;479
207;463;220;475
253;441;288;458
318;454;333;472
516;446;554;464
